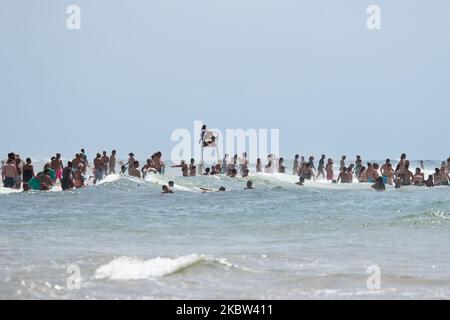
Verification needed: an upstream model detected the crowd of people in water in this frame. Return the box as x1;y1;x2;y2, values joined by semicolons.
2;148;450;193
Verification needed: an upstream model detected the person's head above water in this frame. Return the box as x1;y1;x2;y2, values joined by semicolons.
246;180;253;189
168;181;174;187
218;187;226;192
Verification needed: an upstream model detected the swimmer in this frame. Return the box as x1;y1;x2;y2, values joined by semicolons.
101;151;110;175
301;163;315;181
244;180;254;189
425;175;434;187
50;153;63;183
366;163;374;183
199;124;207;144
293;154;299;175
308;156;316;171
22;158;35;189
129;161;142;178
325;158;334;181
61;162;74;191
402;162;413;186
358;167;368;183
337;167;349;183
203;168;211;176
161;185;173;194
396;153;407;174
109;150;117;174
142;159;157;178
222;154;229;174
440;163;449;185
73;164;86;189
413;168;425;186
339;155;346;171
1;159;17;188
203;135;216;147
278;158;286;173
171;161;189;177
380;159;391;177
347;164;355;183
371;176;386;191
354;155;363;177
242;168;250;178
385;164;395;185
189;159;196;176
200;186;226;193
93;153;104;185
433;168;442;186
372;163;381;182
213;163;221;175
316;154;326;179
125;153;136;175
256;158;262;173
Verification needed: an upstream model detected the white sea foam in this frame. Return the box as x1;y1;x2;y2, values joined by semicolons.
0;187;21;194
94;254;203;280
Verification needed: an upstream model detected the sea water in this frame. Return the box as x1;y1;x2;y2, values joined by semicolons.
0;160;449;299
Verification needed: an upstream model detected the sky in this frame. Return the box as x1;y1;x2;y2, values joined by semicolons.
1;0;449;162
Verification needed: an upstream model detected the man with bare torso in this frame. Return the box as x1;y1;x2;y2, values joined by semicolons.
109;150;117;174
101;151;110;175
51;153;64;183
93;153;104;185
129;161;142;178
126;153;135;175
2;159;18;188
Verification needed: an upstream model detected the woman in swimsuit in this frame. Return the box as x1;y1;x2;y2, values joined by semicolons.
22;158;35;189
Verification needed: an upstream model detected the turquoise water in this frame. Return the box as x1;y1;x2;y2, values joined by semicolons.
0;160;449;299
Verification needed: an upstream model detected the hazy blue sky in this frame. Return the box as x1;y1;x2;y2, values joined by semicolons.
1;0;449;161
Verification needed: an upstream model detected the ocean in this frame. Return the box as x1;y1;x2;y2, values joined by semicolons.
0;160;449;299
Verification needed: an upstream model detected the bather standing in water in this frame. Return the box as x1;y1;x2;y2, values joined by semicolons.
325;158;334;181
109;150;117;175
316;154;326;179
293;154;299;175
371;177;386;191
171;161;189;177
